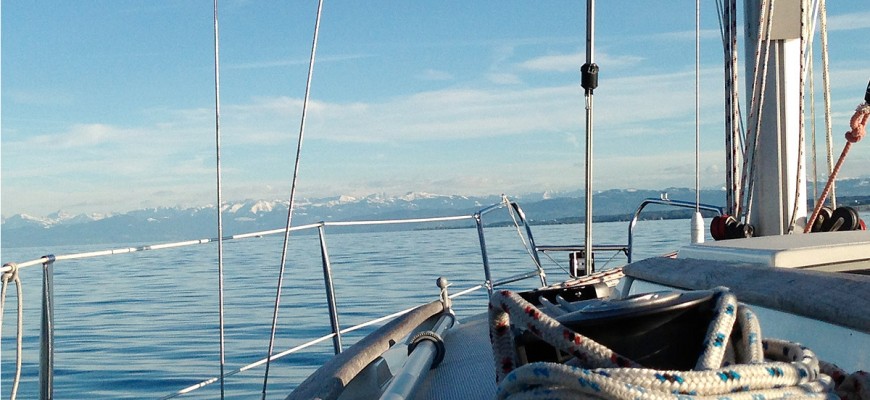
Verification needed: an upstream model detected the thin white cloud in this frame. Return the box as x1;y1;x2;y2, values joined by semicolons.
486;72;522;85
173;66;719;147
826;11;870;31
5;89;75;106
20;123;120;149
648;28;722;42
519;52;645;72
519;53;583;72
226;54;369;69
418;69;453;81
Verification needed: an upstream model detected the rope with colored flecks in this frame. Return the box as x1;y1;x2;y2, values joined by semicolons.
489;287;868;400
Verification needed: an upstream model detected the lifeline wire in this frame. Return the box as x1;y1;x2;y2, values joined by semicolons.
161;283;488;399
211;0;227;397
261;0;324;398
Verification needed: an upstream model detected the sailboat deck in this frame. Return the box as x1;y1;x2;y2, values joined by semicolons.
415;312;497;399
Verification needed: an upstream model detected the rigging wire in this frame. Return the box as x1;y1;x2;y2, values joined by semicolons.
810;50;819;203
502;196;545;276
715;0;741;216
261;0;325;398
818;0;836;208
211;0;227;397
716;0;747;217
690;0;705;244
694;0;701;212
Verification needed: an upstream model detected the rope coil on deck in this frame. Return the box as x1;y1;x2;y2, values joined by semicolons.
489;287;868;400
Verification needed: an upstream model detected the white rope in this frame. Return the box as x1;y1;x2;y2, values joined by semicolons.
1;263;24;400
818;0;836;208
489;288;849;400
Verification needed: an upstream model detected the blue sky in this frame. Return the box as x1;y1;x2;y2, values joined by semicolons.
2;1;869;217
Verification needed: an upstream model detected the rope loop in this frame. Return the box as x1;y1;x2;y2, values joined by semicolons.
1;262;24;400
489;287;864;400
845;103;870;143
2;262;19;283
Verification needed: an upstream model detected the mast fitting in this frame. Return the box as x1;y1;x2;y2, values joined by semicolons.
581;63;599;94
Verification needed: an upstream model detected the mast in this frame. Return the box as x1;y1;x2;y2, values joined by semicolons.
743;0;807;236
581;0;598;274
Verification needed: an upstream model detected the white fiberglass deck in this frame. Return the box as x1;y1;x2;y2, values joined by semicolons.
679;230;870;272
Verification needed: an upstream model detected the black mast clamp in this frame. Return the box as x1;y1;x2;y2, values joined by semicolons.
581;63;599;93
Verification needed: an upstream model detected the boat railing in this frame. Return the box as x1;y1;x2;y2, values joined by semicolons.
529;197;724;273
627;197;724;262
0;199;547;398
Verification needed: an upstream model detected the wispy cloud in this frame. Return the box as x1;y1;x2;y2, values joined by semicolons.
5;89;75;106
170;66;721;147
518;52;645;72
418;69;453;81
519;53;583;72
16;123;121;150
647;28;722;42
485;72;522;85
826;11;870;31
226;54;369;69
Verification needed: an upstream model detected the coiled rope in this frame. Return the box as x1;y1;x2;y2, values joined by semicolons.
1;263;24;399
489;287;867;400
804;103;869;233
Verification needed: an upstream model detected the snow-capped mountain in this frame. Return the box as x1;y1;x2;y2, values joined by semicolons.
1;211;107;229
1;192;507;247
3;179;868;248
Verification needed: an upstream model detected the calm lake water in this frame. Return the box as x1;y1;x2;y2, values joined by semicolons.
0;216;796;398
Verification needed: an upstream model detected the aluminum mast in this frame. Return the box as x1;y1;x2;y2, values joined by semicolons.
580;0;599;275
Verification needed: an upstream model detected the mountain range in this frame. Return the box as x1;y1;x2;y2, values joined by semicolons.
3;179;869;248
